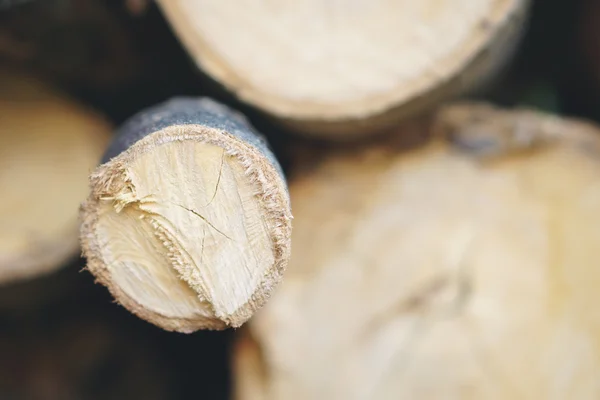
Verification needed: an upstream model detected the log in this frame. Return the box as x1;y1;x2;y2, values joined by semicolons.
80;97;292;333
561;0;600;120
233;102;600;399
157;0;530;138
0;68;111;284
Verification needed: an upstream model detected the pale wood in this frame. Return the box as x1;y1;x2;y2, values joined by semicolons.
157;0;530;137
80;98;292;333
234;102;600;400
0;69;111;284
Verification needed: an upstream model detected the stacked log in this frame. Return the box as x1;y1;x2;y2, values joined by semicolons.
157;0;531;137
233;103;600;400
0;69;111;284
80;98;292;333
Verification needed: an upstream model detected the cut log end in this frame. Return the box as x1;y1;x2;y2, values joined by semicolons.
234;102;600;399
0;69;111;285
158;0;529;136
81;100;292;333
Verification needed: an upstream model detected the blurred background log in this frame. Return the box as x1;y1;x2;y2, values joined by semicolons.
234;102;600;400
157;0;531;138
0;68;111;284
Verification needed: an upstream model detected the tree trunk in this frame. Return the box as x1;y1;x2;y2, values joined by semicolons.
157;0;530;138
80;97;292;333
233;102;600;399
0;68;111;284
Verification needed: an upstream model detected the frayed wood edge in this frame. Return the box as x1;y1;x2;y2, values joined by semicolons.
80;124;292;333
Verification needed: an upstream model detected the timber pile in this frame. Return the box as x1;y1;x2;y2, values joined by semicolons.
4;1;600;399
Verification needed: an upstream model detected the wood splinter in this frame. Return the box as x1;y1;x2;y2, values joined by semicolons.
80;98;292;333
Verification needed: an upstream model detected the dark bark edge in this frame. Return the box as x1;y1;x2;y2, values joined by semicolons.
102;97;285;181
